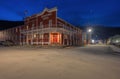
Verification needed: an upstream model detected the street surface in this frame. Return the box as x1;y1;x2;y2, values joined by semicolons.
0;45;120;79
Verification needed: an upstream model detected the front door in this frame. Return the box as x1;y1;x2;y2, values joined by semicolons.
53;33;58;44
52;33;58;44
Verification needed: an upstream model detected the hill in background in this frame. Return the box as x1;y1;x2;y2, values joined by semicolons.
0;20;24;30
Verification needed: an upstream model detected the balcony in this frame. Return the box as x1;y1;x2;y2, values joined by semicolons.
20;25;80;34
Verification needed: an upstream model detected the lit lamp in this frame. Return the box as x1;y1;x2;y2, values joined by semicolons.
92;39;95;43
116;40;119;43
88;29;92;33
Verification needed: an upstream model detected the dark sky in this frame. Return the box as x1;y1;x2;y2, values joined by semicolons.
0;0;120;27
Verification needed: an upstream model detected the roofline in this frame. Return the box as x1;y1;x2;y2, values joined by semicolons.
26;7;58;19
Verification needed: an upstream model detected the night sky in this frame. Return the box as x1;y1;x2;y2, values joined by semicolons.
0;0;120;27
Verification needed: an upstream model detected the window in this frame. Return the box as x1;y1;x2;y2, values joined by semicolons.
32;23;34;29
44;34;49;39
39;34;43;39
33;34;37;38
26;26;29;30
49;20;52;27
40;22;43;28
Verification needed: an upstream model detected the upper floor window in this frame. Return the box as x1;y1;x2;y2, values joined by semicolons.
31;23;35;29
40;22;43;28
49;20;52;27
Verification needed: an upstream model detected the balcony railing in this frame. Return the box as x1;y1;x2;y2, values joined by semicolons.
20;25;81;34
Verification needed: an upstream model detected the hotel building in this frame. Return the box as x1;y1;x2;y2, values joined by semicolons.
0;7;82;46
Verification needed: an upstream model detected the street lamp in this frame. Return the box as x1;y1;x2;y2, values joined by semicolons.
92;39;95;43
87;28;92;44
116;40;119;43
88;29;92;33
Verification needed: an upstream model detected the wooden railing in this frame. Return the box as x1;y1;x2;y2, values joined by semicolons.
20;25;81;34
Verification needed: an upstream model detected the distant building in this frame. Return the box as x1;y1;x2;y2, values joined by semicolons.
108;35;120;44
0;7;82;46
0;27;20;45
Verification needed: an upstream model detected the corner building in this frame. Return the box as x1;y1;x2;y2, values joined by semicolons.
0;7;82;46
20;7;82;46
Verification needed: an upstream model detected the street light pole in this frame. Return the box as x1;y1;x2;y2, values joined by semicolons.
87;28;92;44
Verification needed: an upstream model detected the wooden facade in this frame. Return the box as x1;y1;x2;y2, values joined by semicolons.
0;7;82;46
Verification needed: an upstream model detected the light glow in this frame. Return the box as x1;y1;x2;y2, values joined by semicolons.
92;39;95;43
88;29;92;32
116;40;119;43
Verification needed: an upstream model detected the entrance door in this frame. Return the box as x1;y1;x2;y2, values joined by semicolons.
51;33;59;44
52;33;58;44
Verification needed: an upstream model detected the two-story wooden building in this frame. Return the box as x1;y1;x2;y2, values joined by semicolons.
0;7;82;46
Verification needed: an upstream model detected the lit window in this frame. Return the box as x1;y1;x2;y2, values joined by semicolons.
34;34;36;38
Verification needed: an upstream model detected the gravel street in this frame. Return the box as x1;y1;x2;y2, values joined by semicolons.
0;45;120;79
